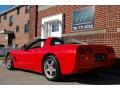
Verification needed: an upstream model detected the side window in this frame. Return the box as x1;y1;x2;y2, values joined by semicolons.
51;38;64;46
29;41;41;49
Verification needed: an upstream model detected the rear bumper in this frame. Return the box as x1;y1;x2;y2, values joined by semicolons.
72;56;115;74
75;62;114;74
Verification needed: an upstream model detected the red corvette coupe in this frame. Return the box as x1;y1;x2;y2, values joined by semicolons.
4;37;115;81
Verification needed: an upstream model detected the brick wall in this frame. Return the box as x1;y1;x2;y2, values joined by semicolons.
29;5;120;58
0;6;30;47
29;5;37;42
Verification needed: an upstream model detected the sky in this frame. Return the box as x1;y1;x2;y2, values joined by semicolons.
0;5;15;14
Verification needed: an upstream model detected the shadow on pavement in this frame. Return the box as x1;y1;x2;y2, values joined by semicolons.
14;67;120;85
60;68;120;85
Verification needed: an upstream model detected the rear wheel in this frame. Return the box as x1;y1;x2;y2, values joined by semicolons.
43;55;61;81
6;54;14;70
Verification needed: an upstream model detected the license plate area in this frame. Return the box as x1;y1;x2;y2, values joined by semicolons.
95;54;107;62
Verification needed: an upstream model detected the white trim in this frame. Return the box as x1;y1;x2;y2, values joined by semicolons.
41;13;63;39
38;5;57;12
62;29;106;37
0;30;5;34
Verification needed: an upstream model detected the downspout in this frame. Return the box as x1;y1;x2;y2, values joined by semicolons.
35;5;38;37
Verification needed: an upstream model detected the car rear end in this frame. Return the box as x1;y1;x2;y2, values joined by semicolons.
74;45;115;73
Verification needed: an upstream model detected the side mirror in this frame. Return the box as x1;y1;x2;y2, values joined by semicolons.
21;44;27;50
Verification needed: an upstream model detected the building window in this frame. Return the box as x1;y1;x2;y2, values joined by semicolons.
28;20;30;25
0;16;1;23
24;23;29;33
3;13;7;20
17;8;20;15
9;16;13;26
16;26;19;32
51;22;59;32
25;5;30;13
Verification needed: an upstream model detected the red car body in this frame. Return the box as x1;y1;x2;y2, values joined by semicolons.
4;37;115;75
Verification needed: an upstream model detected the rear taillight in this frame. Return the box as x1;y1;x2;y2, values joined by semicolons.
78;47;86;54
86;47;93;53
107;47;114;53
77;47;93;55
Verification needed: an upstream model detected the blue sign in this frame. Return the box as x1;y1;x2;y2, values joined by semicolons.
72;6;95;30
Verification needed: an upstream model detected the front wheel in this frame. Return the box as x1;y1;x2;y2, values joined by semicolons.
6;54;14;70
43;55;61;81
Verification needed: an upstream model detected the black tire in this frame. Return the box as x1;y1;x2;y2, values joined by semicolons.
43;55;61;81
6;54;14;70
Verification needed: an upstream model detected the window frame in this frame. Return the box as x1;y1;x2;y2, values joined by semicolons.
3;13;7;20
25;39;46;49
51;22;59;32
25;5;30;13
24;23;29;33
0;16;1;23
17;8;20;15
9;15;13;26
16;25;19;33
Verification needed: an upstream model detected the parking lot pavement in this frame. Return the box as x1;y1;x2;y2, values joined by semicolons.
1;60;120;85
0;61;80;85
0;60;3;66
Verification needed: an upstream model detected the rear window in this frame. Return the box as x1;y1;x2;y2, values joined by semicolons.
50;38;87;46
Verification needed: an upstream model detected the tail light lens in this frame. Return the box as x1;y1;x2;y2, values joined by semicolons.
107;47;114;53
77;47;93;55
86;47;93;53
77;47;86;54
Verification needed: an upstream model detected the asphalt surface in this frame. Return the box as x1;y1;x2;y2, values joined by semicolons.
1;60;120;85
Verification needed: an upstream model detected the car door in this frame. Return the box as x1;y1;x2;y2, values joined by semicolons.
15;40;42;71
14;49;36;70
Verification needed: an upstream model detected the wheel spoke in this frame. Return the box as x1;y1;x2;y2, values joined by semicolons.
44;56;58;79
49;70;53;76
53;68;56;72
46;61;50;67
51;60;54;66
46;68;50;72
7;59;11;68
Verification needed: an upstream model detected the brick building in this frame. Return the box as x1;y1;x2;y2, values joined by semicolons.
0;5;30;48
29;5;120;58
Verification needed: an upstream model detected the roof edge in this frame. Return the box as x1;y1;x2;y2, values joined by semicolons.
0;5;24;16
